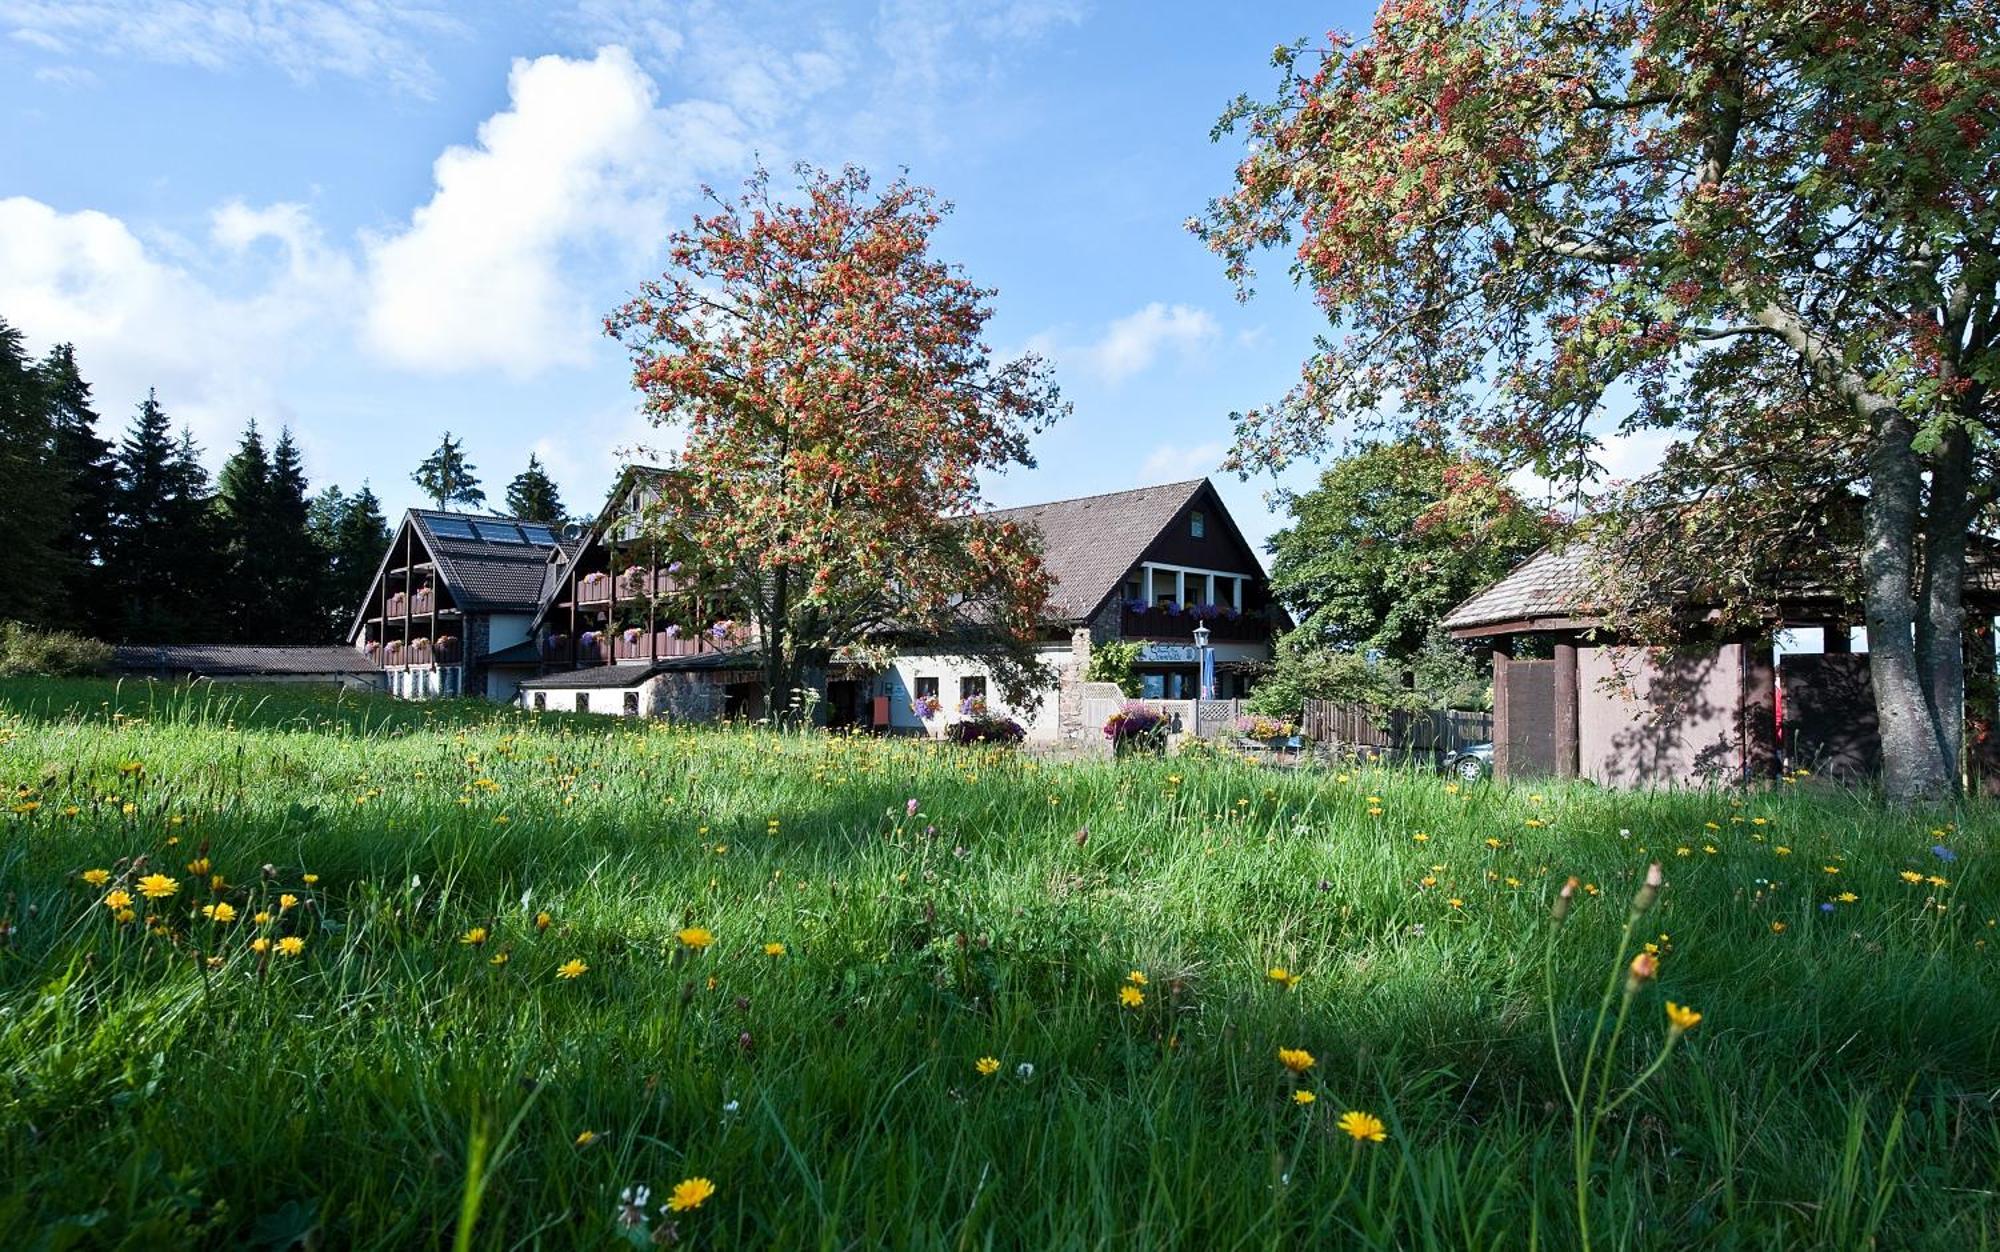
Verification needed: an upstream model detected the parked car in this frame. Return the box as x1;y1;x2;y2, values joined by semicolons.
1447;741;1492;782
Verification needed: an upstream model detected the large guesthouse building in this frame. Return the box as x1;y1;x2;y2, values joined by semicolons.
351;474;1280;742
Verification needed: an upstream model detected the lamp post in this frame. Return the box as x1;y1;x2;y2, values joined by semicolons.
1193;621;1214;701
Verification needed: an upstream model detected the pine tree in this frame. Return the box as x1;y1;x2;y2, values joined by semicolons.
268;429;329;641
40;344;118;635
108;393;219;642
214;420;274;640
504;453;565;523
317;483;390;637
412;432;484;511
0;317;68;626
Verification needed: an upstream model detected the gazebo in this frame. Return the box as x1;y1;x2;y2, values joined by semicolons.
1442;543;2000;788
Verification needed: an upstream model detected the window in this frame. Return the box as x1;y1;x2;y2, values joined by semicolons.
472;520;527;544
915;675;939;699
575;693;589;713
1141;673;1165;699
623;691;640;717
958;675;987;710
1189;511;1206;538
534;692;547;712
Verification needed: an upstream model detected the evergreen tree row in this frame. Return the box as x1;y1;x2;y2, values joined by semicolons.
1;315;581;644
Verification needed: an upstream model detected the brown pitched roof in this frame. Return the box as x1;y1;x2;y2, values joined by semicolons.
113;644;380;677
1442;545;1598;634
983;479;1208;622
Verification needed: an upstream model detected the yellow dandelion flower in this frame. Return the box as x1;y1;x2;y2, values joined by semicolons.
574;1129;598;1146
104;889;133;910
535;910;552;931
1927;875;1950;887
976;1056;1000;1076
1900;870;1924;884
1277;1047;1315;1074
279;893;299;910
1267;967;1299;990
678;926;715;949
1126;970;1148;986
302;873;319;885
763;942;786;957
202;902;237;923
137;873;178;900
186;857;210;875
1665;1001;1703;1034
250;937;271;954
277;936;305;956
557;958;588;979
82;868;110;886
1293;1090;1316;1105
667;1177;715;1212
490;950;510;966
1770;921;1787;934
1338;1110;1388;1143
1119;985;1145;1008
460;926;489;946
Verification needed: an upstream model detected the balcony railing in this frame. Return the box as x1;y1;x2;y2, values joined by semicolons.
573;567;695;606
540;622;749;667
1119;603;1270;643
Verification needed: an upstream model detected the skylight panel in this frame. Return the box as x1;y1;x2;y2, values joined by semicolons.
428;517;478;540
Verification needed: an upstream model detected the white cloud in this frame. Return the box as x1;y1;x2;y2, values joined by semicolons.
1138;441;1225;482
0;1;462;95
1041;302;1220;385
360;46;749;378
0;195;355;450
31;64;97;88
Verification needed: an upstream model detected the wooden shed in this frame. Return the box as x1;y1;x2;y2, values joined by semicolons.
1442;543;2000;788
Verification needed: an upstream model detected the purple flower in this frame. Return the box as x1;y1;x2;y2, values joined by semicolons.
1932;845;1958;862
1819;902;1837;913
664;624;680;639
906;797;920;818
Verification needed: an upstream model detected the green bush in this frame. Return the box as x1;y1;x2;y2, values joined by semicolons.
0;621;113;677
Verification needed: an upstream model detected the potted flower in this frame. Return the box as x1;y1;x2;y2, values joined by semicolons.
1104;701;1169;755
911;692;942;721
948;713;1026;745
1233;713;1298;749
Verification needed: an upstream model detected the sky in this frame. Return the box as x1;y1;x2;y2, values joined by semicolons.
0;0;1664;560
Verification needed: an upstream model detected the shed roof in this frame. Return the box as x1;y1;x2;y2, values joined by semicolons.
1442;545;1600;635
113;644;380;677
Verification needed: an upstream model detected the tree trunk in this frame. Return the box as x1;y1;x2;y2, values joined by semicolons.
1863;415;1958;802
764;565;792;726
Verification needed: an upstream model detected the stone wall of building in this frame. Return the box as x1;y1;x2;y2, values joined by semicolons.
462;614;493;698
1057;599;1127;741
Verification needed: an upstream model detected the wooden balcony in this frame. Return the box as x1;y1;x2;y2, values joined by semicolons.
573;567;695;607
1119;603;1271;643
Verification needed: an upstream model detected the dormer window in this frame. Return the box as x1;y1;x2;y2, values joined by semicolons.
1189;511;1206;539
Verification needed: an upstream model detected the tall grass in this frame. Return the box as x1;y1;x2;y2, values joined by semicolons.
0;677;1995;1249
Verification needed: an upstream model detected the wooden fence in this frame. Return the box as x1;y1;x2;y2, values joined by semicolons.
1301;700;1493;759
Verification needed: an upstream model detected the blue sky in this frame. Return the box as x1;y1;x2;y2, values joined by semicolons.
2;0;1413;555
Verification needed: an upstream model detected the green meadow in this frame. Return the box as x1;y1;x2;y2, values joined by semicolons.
0;678;1994;1249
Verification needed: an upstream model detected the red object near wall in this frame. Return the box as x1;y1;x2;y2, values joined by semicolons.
871;695;890;727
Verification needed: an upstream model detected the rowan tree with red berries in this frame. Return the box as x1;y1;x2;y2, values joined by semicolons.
1199;0;1999;799
609;164;1067;719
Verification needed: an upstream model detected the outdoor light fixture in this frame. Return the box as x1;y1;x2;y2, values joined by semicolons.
1192;622;1211;649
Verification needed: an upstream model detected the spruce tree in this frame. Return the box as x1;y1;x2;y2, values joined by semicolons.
319;483;390;637
268;429;327;641
108;394;219;642
40;344;118;635
0;317;68;626
504;453;565;522
214;420;274;640
411;432;484;511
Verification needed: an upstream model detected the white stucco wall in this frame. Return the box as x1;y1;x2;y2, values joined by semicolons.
875;645;1073;741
